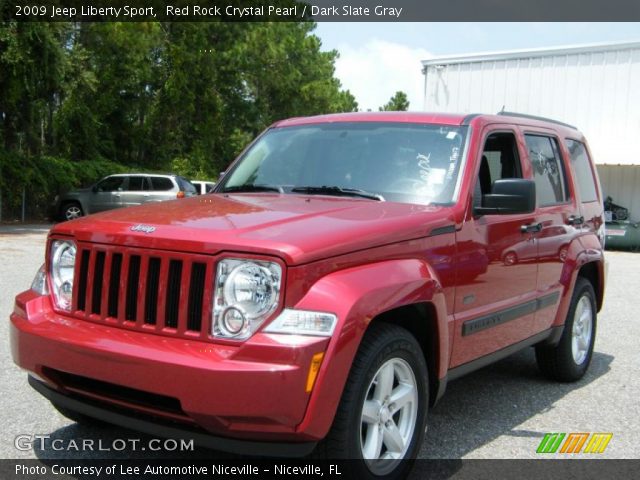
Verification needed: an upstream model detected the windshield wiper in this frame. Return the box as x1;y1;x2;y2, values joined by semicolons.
221;184;284;193
291;186;384;201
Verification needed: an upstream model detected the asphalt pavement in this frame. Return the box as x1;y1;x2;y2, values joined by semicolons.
1;223;638;462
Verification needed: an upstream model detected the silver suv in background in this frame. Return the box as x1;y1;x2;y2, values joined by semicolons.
54;173;197;221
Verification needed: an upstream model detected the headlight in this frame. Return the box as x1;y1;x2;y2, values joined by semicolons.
30;264;48;295
213;258;282;340
50;240;76;311
264;309;337;337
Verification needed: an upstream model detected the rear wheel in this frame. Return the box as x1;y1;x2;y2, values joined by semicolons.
536;277;597;382
319;323;428;479
62;202;83;221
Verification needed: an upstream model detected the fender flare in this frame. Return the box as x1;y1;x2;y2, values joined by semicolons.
554;234;605;327
293;258;448;440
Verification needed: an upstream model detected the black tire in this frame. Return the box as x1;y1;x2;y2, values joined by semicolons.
317;323;428;480
536;277;597;382
52;404;104;426
61;202;83;221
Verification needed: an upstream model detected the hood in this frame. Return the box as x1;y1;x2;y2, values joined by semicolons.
52;194;454;265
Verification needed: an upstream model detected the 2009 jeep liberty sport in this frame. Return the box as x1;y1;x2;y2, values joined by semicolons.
11;112;605;478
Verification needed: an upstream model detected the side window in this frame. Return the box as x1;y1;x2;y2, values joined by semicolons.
475;132;522;206
176;176;197;193
565;139;598;203
127;176;148;191
524;134;568;206
150;177;174;191
96;176;125;192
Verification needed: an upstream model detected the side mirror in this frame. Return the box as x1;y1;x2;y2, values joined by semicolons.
474;179;536;216
91;185;98;193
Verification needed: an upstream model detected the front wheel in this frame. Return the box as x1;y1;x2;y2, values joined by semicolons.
536;277;597;382
318;323;428;479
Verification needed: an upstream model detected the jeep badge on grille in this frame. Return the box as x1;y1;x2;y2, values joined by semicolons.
130;224;156;234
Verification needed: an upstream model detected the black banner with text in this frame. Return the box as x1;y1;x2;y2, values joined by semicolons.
3;0;640;22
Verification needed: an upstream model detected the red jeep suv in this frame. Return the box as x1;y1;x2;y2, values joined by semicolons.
11;112;605;478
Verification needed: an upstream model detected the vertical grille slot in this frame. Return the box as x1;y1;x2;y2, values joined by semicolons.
144;258;161;325
108;253;122;317
164;260;183;328
77;250;90;311
187;263;206;331
91;252;106;315
125;255;141;321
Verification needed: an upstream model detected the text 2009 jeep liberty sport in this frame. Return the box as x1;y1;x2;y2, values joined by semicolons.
11;112;605;478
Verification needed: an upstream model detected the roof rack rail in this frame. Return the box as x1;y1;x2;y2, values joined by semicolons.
497;111;577;130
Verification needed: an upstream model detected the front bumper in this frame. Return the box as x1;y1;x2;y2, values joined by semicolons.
28;376;316;457
11;290;330;449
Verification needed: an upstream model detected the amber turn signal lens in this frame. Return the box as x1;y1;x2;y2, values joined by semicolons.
176;191;185;198
305;352;325;393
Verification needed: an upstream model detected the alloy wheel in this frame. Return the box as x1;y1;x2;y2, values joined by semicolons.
360;357;418;475
571;295;593;365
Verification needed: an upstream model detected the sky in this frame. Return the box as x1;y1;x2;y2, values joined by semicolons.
314;22;640;111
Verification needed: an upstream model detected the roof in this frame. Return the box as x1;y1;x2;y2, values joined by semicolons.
110;173;178;177
273;111;468;127
272;111;581;135
422;39;640;67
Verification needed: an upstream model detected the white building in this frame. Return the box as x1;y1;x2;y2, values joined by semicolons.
422;40;640;220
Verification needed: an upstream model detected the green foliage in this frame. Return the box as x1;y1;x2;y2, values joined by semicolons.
0;23;67;156
0;21;356;219
379;91;410;111
55;23;164;163
0;152;126;219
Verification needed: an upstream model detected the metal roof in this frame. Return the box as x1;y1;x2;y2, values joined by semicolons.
272;112;582;135
422;39;640;67
273;111;468;127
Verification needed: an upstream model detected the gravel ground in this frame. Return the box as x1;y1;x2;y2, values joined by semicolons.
1;223;638;462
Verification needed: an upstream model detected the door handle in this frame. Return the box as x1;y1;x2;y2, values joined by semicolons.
520;222;542;234
567;215;584;226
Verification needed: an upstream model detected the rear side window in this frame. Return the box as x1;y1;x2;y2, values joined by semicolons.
127;176;148;191
177;177;197;193
565;139;598;203
150;177;174;191
524;135;568;206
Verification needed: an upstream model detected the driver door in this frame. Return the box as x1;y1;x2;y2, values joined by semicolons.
91;176;126;213
451;127;539;367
